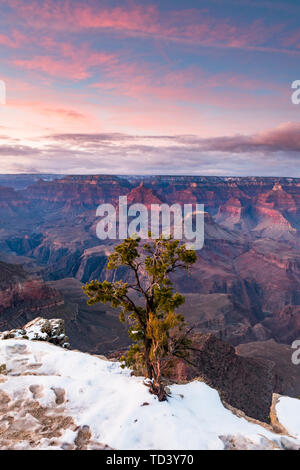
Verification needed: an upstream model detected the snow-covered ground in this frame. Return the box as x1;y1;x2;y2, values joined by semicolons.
0;338;299;450
276;397;300;440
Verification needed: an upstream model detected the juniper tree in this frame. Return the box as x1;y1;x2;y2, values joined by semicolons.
83;236;197;401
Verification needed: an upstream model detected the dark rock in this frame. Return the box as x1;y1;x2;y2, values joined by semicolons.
169;333;275;423
236;339;300;399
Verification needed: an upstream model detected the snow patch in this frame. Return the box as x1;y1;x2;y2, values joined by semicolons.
276;397;300;439
1;339;300;450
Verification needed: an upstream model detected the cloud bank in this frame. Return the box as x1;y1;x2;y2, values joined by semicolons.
0;123;299;176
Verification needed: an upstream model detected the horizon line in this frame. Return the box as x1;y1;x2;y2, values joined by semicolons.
0;173;299;180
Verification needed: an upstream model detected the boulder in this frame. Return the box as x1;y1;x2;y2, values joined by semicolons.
0;317;70;348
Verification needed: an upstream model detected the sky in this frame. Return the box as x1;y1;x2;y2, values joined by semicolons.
0;0;300;176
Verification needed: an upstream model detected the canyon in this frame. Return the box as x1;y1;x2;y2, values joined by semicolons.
0;174;299;396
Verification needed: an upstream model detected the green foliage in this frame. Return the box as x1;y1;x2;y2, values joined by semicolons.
84;236;197;400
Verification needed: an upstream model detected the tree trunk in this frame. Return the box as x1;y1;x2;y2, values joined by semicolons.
144;337;153;380
144;332;167;401
150;380;167;402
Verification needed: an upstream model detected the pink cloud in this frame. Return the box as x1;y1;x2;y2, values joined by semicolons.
90;59;285;112
0;1;296;147
0;34;16;48
0;29;26;48
282;30;300;49
14;56;92;80
39;107;87;120
13;42;117;80
2;0;290;54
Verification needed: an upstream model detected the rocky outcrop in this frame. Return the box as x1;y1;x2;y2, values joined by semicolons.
0;186;28;210
236;339;300;399
219;434;280;450
24;175;131;209
0;279;63;316
0;317;70;348
126;182;162;207
0;261;64;330
262;306;300;344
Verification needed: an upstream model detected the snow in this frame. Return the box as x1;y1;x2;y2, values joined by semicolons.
0;318;69;348
0;338;300;450
25;323;49;341
276;397;300;439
